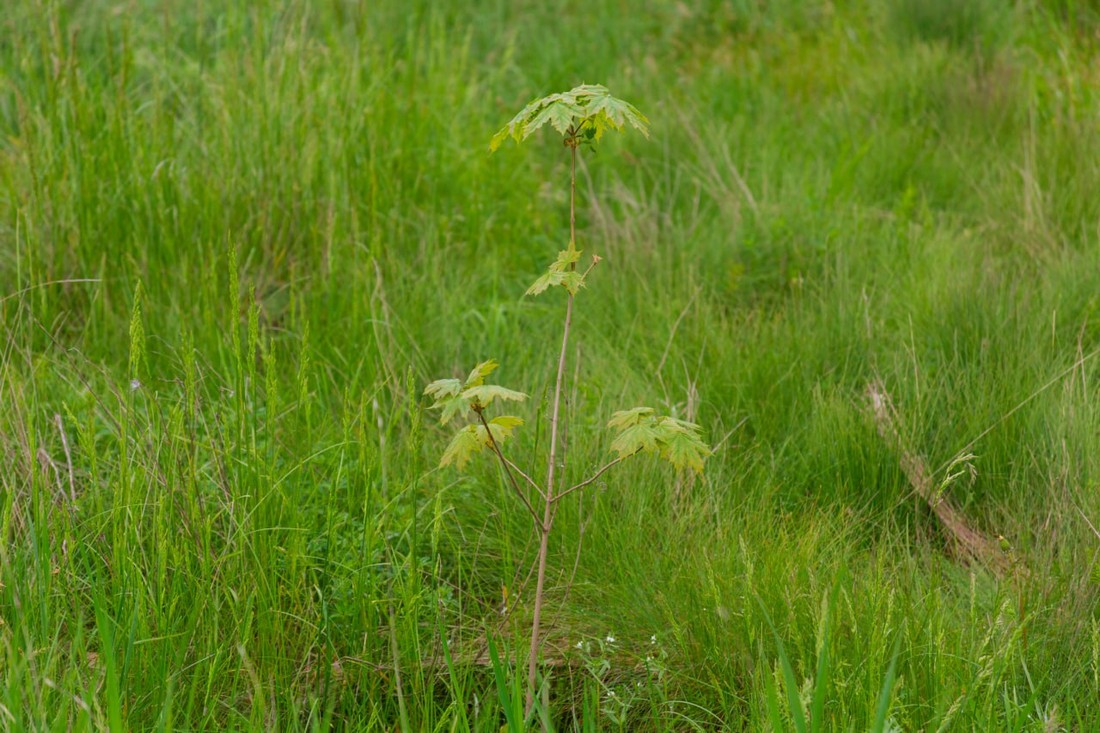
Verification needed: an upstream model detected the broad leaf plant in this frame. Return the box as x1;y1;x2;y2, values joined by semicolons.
425;84;711;713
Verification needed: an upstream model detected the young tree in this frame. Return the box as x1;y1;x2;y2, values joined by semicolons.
425;84;711;713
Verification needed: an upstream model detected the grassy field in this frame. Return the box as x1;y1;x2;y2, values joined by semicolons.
3;0;1100;729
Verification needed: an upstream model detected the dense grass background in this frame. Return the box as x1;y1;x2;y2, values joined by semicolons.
3;0;1100;729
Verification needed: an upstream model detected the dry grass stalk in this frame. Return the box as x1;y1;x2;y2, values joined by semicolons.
867;379;1013;576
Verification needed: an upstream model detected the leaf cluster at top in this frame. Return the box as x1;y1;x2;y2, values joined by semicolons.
607;407;712;473
490;84;649;151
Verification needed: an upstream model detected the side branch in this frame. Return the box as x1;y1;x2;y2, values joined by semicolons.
475;410;545;531
553;450;639;504
502;456;545;500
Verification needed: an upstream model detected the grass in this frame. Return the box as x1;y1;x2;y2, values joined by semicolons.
1;0;1100;729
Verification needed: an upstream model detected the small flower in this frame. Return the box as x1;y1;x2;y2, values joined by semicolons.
650;635;657;644
129;379;142;392
575;641;583;649
605;634;616;644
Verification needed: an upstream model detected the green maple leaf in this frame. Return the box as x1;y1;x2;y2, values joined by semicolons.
465;359;499;387
526;270;585;297
438;395;471;425
560;272;585;294
526;244;586;296
490;95;546;151
657;429;710;473
526;271;558;296
426;360;523;425
477;415;524;445
527;98;584;136
654;416;710;473
489;414;523;433
607;406;656;429
462;384;528;408
585;94;650;140
657;416;704;434
607;408;711;473
424;378;469;425
490;84;649;151
441;425;484;469
424;378;462;400
549;245;582;272
609;421;662;457
439;416;525;470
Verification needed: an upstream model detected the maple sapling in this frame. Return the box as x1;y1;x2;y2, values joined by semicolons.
425;84;711;714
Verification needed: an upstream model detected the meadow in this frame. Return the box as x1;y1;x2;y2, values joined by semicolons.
2;0;1100;729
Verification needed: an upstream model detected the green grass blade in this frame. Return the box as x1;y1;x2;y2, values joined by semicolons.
765;665;787;733
871;635;903;733
94;594;124;733
809;605;830;733
758;598;808;733
486;634;520;732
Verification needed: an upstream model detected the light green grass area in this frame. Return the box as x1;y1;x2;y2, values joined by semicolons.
2;0;1100;729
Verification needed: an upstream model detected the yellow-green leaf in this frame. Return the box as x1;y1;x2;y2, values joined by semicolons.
489;415;524;433
424;378;462;400
436;394;471;425
657;428;711;474
465;359;499;387
441;425;484;469
549;245;582;273
477;415;524;446
425;377;470;425
607;408;711;473
607;407;655;429
610;422;662;457
462;384;528;408
525;269;585;297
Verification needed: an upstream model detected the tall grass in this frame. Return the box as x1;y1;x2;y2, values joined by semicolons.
1;0;1099;729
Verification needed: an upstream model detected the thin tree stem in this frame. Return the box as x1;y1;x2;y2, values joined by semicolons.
526;139;579;714
503;456;545;499
570;138;577;246
475;410;545;530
